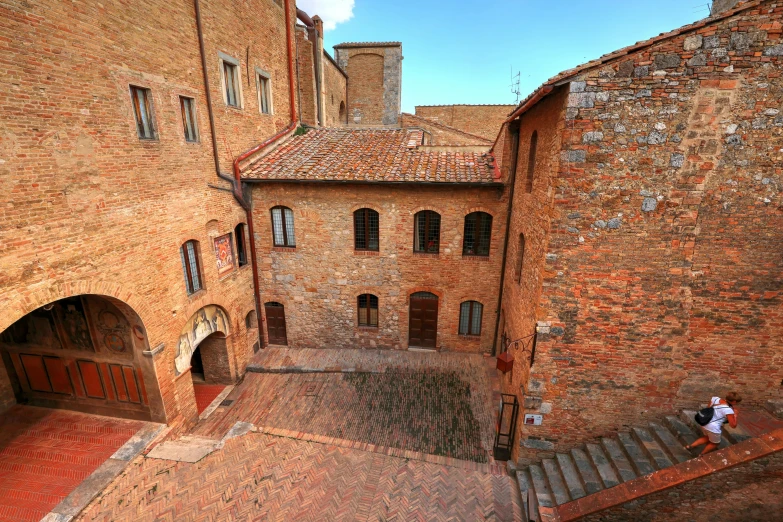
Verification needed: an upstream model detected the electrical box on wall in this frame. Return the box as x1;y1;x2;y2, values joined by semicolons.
524;414;542;426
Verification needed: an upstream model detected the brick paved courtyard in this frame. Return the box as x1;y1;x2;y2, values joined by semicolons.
76;430;522;521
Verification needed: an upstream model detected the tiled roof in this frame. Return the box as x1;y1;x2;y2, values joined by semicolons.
333;41;401;48
504;0;764;123
415;104;516;108
242;128;498;184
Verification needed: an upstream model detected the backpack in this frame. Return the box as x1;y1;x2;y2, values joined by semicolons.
694;401;730;426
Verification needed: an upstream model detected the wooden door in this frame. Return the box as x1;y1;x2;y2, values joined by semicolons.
264;303;288;345
408;293;438;348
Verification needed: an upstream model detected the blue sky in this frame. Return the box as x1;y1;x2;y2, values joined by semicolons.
298;0;711;112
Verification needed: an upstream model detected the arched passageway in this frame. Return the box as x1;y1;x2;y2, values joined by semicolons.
0;294;160;421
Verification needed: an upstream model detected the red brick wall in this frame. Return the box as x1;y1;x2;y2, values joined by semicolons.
296;27;317;126
399;113;491;146
502;1;783;461
250;183;507;353
323;55;347;126
342;50;385;125
414;105;516;141
0;0;293;427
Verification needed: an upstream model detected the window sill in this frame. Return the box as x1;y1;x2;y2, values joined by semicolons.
354;250;380;256
357;325;379;330
413;252;439;258
272;246;296;252
462;255;490;261
186;289;207;300
459;334;482;340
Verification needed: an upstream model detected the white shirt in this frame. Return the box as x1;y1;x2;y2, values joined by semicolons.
704;397;734;434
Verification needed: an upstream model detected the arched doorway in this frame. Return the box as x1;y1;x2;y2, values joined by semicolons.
0;294;158;420
174;305;232;385
408;292;438;349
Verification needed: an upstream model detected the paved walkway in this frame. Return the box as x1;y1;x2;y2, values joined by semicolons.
76;430;523;521
0;406;143;522
193;384;226;415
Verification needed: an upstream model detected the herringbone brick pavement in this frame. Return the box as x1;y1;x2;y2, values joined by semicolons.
76;432;523;521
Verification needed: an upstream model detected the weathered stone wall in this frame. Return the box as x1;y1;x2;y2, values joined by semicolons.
415;104;516;141
335;44;402;125
576;450;783;521
0;0;286;427
399;113;491;146
250;182;507;353
295;26;318;126
323;53;347;125
504;1;783;461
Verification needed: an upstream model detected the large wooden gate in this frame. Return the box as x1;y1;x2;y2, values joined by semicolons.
408;292;438;348
264;302;288;346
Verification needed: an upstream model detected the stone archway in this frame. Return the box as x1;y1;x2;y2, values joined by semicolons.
0;294;163;421
174;305;234;385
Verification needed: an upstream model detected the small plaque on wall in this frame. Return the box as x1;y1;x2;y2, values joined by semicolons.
524;414;543;426
214;233;235;276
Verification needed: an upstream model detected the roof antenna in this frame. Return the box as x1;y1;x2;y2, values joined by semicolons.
510;66;521;105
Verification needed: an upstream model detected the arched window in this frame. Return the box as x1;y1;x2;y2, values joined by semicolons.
525;131;538;193
270;206;296;247
245;310;257;329
413;210;441;253
339;101;346;121
354;208;379;251
463;212;492;256
516;233;526;284
459;301;483;336
235;223;248;266
180;240;203;294
357;294;379;327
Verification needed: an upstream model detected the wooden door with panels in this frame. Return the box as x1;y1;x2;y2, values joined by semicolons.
264;302;288;346
408;292;438;348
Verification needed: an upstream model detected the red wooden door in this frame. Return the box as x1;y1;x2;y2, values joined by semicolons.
265;303;288;345
408;293;438;348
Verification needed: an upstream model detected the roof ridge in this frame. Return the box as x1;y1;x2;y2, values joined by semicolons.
401;113;493;143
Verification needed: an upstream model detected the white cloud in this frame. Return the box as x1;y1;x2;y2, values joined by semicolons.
297;0;355;31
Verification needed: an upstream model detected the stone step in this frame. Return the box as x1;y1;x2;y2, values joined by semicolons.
631;427;674;470
723;422;753;444
570;448;604;494
617;432;656;475
765;399;783;419
681;410;731;450
601;437;637;483
649;422;692;464
664;415;698;447
517;468;532;522
556;453;587;501
542;458;571;506
528;464;555;510
585;443;621;489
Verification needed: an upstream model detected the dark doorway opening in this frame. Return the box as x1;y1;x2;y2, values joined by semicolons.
190;346;204;382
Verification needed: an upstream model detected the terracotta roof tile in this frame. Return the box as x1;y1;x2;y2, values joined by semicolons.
242;128;498;184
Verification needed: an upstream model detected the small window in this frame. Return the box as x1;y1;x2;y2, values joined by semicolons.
463;212;492;256
357;294;378;327
130;86;155;139
271;206;296;247
257;72;271;114
179;96;198;142
413;210;441;253
517;233;526;284
354;208;379;251
525;131;538;193
180;240;203;295
235;223;248;266
220;55;241;107
459;301;483;336
245;310;257;329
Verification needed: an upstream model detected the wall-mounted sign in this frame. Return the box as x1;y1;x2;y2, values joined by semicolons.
524;414;543;426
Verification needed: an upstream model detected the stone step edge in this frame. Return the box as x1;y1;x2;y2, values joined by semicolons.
553;427;783;522
255;425;507;476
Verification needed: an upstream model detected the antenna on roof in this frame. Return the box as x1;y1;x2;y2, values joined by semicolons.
510;66;521;105
692;2;711;15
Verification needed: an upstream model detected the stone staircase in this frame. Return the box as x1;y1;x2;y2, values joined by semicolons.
516;408;781;521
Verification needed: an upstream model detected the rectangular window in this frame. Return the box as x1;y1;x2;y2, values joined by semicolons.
221;56;241;108
235;223;247;267
130;86;155;139
271;207;296;247
354;208;379;251
463;212;493;256
257;73;271;114
358;294;378;327
459;301;483;336
180;240;202;294
414;211;441;253
179;96;198;142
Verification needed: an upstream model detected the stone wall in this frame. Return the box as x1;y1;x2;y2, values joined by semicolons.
399;113;491;146
295;26;318;126
250;182;507;353
323;53;347;126
0;0;286;427
334;44;402;125
500;0;783;462
415;104;516;141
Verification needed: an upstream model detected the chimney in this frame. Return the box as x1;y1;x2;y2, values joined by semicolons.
710;0;743;16
311;15;325;126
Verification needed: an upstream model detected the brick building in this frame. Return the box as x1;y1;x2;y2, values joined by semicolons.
240;128;507;353
490;0;783;463
415;104;517;141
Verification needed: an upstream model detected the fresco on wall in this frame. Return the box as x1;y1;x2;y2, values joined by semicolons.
84;296;134;357
174;305;230;375
214;234;234;276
